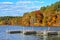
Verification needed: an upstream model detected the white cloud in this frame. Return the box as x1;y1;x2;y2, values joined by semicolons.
0;2;13;4
2;9;13;11
0;1;43;16
16;10;22;12
16;1;33;4
2;9;10;10
16;1;44;5
34;0;44;3
40;1;44;4
16;5;24;8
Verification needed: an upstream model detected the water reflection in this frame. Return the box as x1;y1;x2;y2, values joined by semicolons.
43;36;47;40
34;35;60;40
48;35;60;40
36;36;47;40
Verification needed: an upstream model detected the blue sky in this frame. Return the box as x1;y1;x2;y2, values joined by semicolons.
0;0;59;16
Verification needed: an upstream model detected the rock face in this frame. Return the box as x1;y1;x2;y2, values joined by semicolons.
21;1;60;26
22;10;43;26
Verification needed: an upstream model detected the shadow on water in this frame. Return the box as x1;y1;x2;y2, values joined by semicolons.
24;34;60;40
35;35;60;40
47;35;60;40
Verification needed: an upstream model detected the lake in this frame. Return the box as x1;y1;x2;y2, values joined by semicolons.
0;25;60;40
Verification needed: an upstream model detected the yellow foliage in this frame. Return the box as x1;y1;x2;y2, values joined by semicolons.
52;17;56;21
34;23;41;26
47;22;51;26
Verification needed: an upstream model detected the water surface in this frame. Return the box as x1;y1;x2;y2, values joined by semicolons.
0;25;60;40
